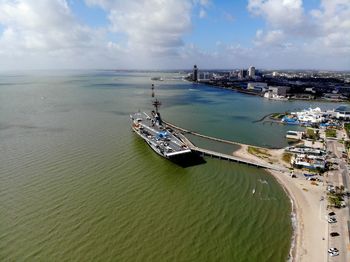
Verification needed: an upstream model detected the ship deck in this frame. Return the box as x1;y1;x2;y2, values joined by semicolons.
131;112;191;157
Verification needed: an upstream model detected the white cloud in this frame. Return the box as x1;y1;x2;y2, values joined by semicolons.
248;0;304;29
0;0;98;51
0;0;109;69
311;0;350;52
247;0;350;69
0;0;348;70
86;0;194;56
254;29;285;46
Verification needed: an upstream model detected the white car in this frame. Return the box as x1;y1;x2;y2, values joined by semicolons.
328;248;339;253
329;251;339;257
328;218;337;223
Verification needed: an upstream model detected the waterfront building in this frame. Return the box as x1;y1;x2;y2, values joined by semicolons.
248;66;255;78
198;72;211;83
322;93;347;101
285;107;337;124
268;86;288;97
247;82;267;92
193;65;198;82
335;105;350;120
291;154;326;170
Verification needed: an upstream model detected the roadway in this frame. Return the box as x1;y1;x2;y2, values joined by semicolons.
326;137;350;262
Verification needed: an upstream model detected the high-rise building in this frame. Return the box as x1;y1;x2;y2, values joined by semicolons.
238;69;247;79
193;65;198;82
248;66;255;78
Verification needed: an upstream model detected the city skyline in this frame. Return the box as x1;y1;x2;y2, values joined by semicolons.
0;0;349;71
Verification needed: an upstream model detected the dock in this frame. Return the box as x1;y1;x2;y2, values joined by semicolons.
168;122;288;172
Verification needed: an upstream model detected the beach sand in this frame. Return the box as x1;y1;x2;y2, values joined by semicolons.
233;146;328;262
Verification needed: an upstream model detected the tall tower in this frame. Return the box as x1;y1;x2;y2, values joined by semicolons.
193;64;198;82
248;66;255;79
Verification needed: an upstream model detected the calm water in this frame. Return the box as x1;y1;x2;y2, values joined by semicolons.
0;71;339;261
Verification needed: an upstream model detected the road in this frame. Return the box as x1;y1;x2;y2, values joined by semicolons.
326;138;350;262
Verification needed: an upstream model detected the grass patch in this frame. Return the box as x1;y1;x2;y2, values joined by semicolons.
282;153;293;163
247;146;271;158
306;128;315;139
305;128;320;140
328;194;343;208
271;113;285;119
344;123;350;137
325;129;337;138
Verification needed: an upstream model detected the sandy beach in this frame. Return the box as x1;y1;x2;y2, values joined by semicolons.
233;146;328;262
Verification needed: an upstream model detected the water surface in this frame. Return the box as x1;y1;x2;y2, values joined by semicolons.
1;71;336;261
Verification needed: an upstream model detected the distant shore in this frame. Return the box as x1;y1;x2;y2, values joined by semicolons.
187;79;349;103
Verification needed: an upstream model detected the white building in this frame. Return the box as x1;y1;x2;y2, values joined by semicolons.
198;72;211;82
264;86;289;100
268;86;288;96
248;66;255;78
292;154;326;170
335;105;350;120
294;107;325;123
247;82;267;92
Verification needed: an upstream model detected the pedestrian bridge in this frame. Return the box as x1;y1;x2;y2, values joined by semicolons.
165;121;288;172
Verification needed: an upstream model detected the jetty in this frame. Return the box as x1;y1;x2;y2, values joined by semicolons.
168;122;287;172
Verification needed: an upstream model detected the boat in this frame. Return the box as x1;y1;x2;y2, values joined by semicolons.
150;77;163;81
130;87;191;159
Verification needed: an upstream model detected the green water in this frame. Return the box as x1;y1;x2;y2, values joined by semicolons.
0;71;338;261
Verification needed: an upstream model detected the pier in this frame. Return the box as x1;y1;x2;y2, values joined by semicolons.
167;121;288;172
164;120;267;149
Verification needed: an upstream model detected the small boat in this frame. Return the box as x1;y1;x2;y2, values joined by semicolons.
150;77;163;81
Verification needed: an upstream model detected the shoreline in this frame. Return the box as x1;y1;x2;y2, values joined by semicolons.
232;146;328;262
268;169;300;262
187;80;349;103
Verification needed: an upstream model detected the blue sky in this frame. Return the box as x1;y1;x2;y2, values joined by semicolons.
0;0;349;70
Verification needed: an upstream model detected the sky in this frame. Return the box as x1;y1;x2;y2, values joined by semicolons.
0;0;349;71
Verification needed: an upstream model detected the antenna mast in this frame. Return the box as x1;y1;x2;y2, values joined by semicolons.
151;83;161;113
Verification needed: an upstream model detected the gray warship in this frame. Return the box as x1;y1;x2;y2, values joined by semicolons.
130;85;191;159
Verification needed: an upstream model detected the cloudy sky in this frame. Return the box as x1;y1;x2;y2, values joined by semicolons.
0;0;349;70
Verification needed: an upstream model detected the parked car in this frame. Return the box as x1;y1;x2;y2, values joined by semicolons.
330;232;339;237
328;212;336;216
328;217;337;223
328;248;339;253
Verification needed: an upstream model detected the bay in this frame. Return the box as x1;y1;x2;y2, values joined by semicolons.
0;70;338;261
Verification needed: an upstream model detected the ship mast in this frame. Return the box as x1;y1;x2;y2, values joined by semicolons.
151;83;162;113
